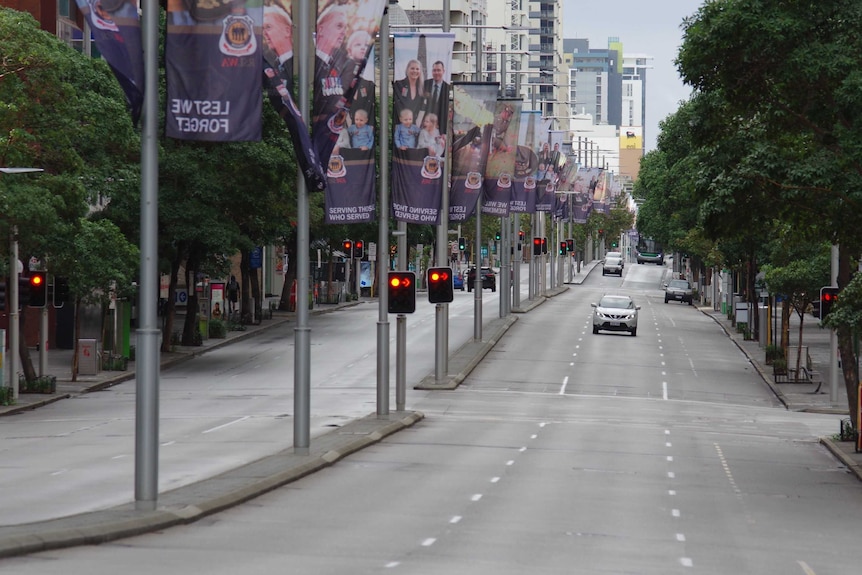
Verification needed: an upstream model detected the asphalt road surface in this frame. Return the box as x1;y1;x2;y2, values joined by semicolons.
3;263;857;574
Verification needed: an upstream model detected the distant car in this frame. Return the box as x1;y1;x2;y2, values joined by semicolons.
605;251;624;268
602;256;623;276
637;251;664;265
452;272;465;291
467;267;496;292
592;294;640;336
664;279;693;305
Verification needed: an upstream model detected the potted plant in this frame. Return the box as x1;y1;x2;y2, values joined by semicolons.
772;357;788;377
764;344;784;365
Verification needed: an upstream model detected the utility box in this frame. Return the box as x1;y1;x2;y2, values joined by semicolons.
78;339;100;375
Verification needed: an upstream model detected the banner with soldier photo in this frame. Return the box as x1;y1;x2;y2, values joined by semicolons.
74;0;145;126
481;99;521;217
593;168;610;214
165;0;263;141
312;0;387;176
261;0;326;193
448;83;498;223
534;126;563;212
391;32;455;225
510;110;541;214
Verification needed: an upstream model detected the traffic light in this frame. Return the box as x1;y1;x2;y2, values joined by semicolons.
820;286;839;319
495;232;501;241
611;240;619;248
354;240;364;259
427;267;454;304
342;239;353;258
559;241;567;256
532;237;542;256
18;276;30;307
518;231;525;243
29;271;47;307
388;271;416;314
458;237;466;251
0;279;5;311
53;276;69;307
541;237;548;255
566;239;574;253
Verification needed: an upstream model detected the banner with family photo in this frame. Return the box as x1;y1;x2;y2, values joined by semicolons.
448;83;497;222
391;32;455;225
510;110;541;214
322;43;378;223
74;0;145;126
312;0;387;175
261;0;326;193
166;0;263;141
481;100;521;217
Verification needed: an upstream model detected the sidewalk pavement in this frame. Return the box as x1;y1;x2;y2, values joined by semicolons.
694;300;862;486
0;261;859;559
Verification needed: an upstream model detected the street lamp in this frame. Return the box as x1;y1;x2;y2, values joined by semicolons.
0;167;44;400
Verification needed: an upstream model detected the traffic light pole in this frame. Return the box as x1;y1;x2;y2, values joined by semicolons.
378;7;392;414
9;227;19;400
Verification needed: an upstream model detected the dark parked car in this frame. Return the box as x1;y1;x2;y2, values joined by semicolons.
467;267;496;292
664;279;694;305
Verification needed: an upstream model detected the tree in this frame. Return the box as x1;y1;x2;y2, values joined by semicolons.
676;0;862;423
1;8;140;381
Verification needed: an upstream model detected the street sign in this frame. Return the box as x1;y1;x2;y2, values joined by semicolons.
175;288;188;306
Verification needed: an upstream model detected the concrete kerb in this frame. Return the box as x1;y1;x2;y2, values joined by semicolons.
0;410;424;559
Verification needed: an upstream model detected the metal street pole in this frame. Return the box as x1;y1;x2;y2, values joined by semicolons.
378;5;392;414
134;0;160;511
473;24;483;341
293;0;312;453
433;0;451;383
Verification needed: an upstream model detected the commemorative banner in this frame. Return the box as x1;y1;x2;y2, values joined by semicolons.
449;83;498;222
323;45;377;223
312;0;387;173
261;0;327;193
510;110;542;214
593;168;610;214
74;0;144;125
570;166;602;223
391;32;455;225
481;99;521;217
166;0;263;141
535;127;564;212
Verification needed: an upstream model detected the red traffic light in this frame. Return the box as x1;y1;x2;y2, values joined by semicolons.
390;275;411;288
343;239;353;251
429;270;449;282
30;274;43;286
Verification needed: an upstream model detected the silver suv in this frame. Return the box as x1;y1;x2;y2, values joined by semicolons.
664;279;693;305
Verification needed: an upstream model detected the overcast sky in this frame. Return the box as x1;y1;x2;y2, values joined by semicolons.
563;0;702;152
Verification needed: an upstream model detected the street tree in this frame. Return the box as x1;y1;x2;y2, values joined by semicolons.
677;0;862;423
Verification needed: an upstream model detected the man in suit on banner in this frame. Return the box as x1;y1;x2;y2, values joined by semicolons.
424;60;450;135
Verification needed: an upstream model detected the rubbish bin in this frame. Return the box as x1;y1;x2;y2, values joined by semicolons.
78;339;100;375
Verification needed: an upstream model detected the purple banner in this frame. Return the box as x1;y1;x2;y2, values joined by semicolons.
260;1;326;191
166;0;263;141
74;0;144;125
449;83;497;222
593;169;610;214
391;33;455;225
312;0;386;172
481;100;520;217
510;110;541;214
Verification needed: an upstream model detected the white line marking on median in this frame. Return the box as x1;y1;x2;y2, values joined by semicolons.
560;376;569;395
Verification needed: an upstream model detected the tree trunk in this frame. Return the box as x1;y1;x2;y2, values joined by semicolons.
181;262;198;346
71;298;80;382
161;257;181;352
18;309;36;383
